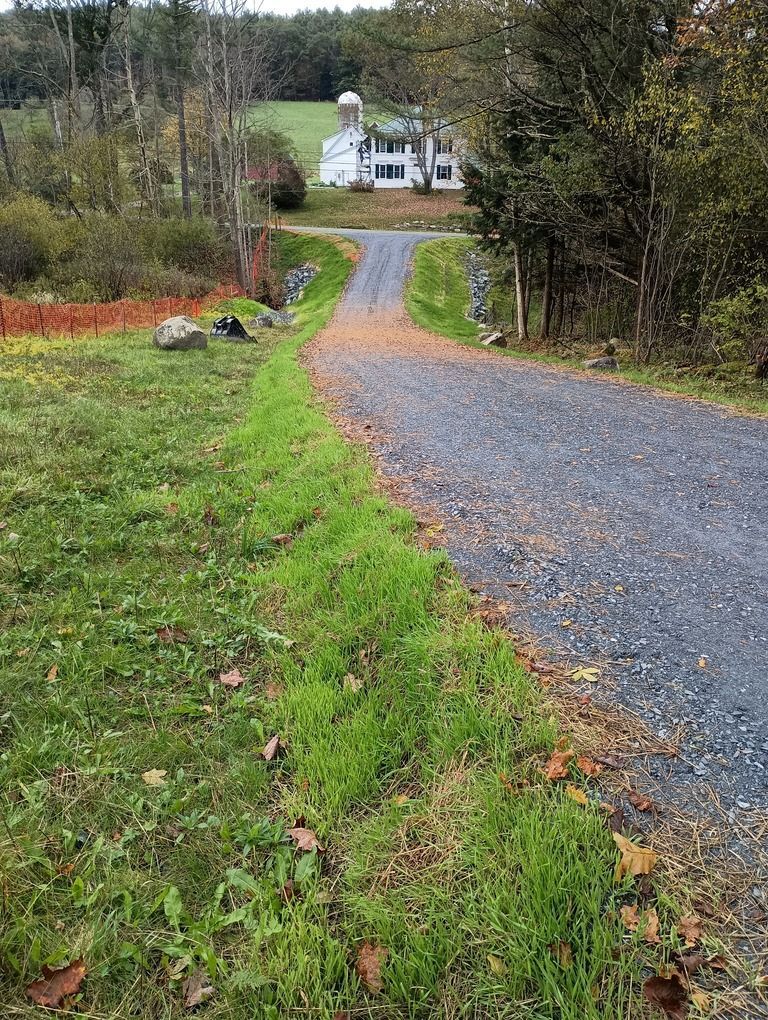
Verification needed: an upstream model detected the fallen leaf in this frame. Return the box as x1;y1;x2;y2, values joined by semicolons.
673;953;707;977
165;502;179;515
568;667;600;683
544;749;574;780
182;969;214;1009
613;832;657;881
46;664;59;682
677;915;703;947
265;681;284;700
218;668;245;688
548;941;573;968
614;584;625;591
690;989;710;1012
355;941;388;993
343;673;364;692
577;755;602;776
628;789;656;812
262;734;285;761
272;533;293;547
620;903;640;931
561;619;573;628
595;755;621;769
394;793;410;805
487;953;507;977
156;625;188;644
203;505;220;526
202;442;222;454
279;878;296;904
697;657;707;669
566;783;588;806
643;907;661;944
706;955;726;970
57;862;75;876
142;769;167;786
26;959;87;1008
287;826;325;853
643;974;688;1019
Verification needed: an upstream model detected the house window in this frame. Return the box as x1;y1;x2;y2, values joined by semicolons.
375;139;405;154
437;137;453;155
436;164;453;180
375;164;405;180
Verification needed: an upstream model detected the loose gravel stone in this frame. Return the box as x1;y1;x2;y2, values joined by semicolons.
307;226;768;812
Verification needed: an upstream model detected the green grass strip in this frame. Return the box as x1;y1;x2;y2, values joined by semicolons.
0;232;640;1018
407;237;768;415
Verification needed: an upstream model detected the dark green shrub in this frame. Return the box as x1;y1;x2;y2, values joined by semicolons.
139;217;230;277
0;193;69;289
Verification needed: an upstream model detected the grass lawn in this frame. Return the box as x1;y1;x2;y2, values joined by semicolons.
0;231;658;1017
251;100;338;178
281;187;473;231
408;238;768;416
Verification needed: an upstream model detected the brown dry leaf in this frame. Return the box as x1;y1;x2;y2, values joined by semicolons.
262;734;285;761
620;903;641;931
156;625;188;644
487;953;507;977
549;941;573;968
697;657;707;669
643;974;688;1019
218;668;246;688
46;664;59;682
26;958;87;1008
279;878;296;904
394;794;410;806
561;619;573;628
545;749;574;780
202;442;222;454
165;502;179;515
355;941;388;993
287;826;325;853
265;681;283;700
272;533;293;547
690;989;710;1012
677;915;703;947
628;789;656;812
565;783;588;806
203;505;220;527
577;755;602;777
613;832;657;881
142;769;167;786
182;969;214;1009
643;907;661;944
343;673;364;692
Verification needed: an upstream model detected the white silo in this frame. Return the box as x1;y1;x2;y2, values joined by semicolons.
337;91;363;130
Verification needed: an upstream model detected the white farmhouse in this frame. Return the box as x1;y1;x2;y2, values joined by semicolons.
319;92;463;190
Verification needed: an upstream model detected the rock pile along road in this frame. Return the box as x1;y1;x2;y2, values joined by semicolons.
303;226;768;812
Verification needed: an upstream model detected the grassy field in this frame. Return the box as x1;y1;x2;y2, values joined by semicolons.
281;187;472;230
251;100;339;177
408;238;768;415
0;230;663;1017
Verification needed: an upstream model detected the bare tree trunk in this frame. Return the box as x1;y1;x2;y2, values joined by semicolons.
0;118;14;185
554;244;566;336
540;237;555;338
513;242;528;342
177;84;192;218
124;16;156;214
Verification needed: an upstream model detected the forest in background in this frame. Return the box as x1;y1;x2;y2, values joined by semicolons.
1;0;768;375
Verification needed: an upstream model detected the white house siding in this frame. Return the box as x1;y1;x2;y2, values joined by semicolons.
319;126;368;185
371;136;463;190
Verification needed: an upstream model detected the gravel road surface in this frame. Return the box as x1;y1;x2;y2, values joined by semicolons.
306;227;768;811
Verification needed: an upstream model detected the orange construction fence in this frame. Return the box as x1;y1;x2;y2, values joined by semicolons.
0;284;244;341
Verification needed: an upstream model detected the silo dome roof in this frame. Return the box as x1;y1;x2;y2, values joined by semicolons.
338;91;363;106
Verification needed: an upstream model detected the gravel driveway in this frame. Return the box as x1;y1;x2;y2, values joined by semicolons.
305;227;768;811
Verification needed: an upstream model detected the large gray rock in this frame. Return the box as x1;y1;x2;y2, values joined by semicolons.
582;356;619;371
153;315;207;351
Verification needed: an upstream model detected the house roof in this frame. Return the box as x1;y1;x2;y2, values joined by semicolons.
375;113;450;137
